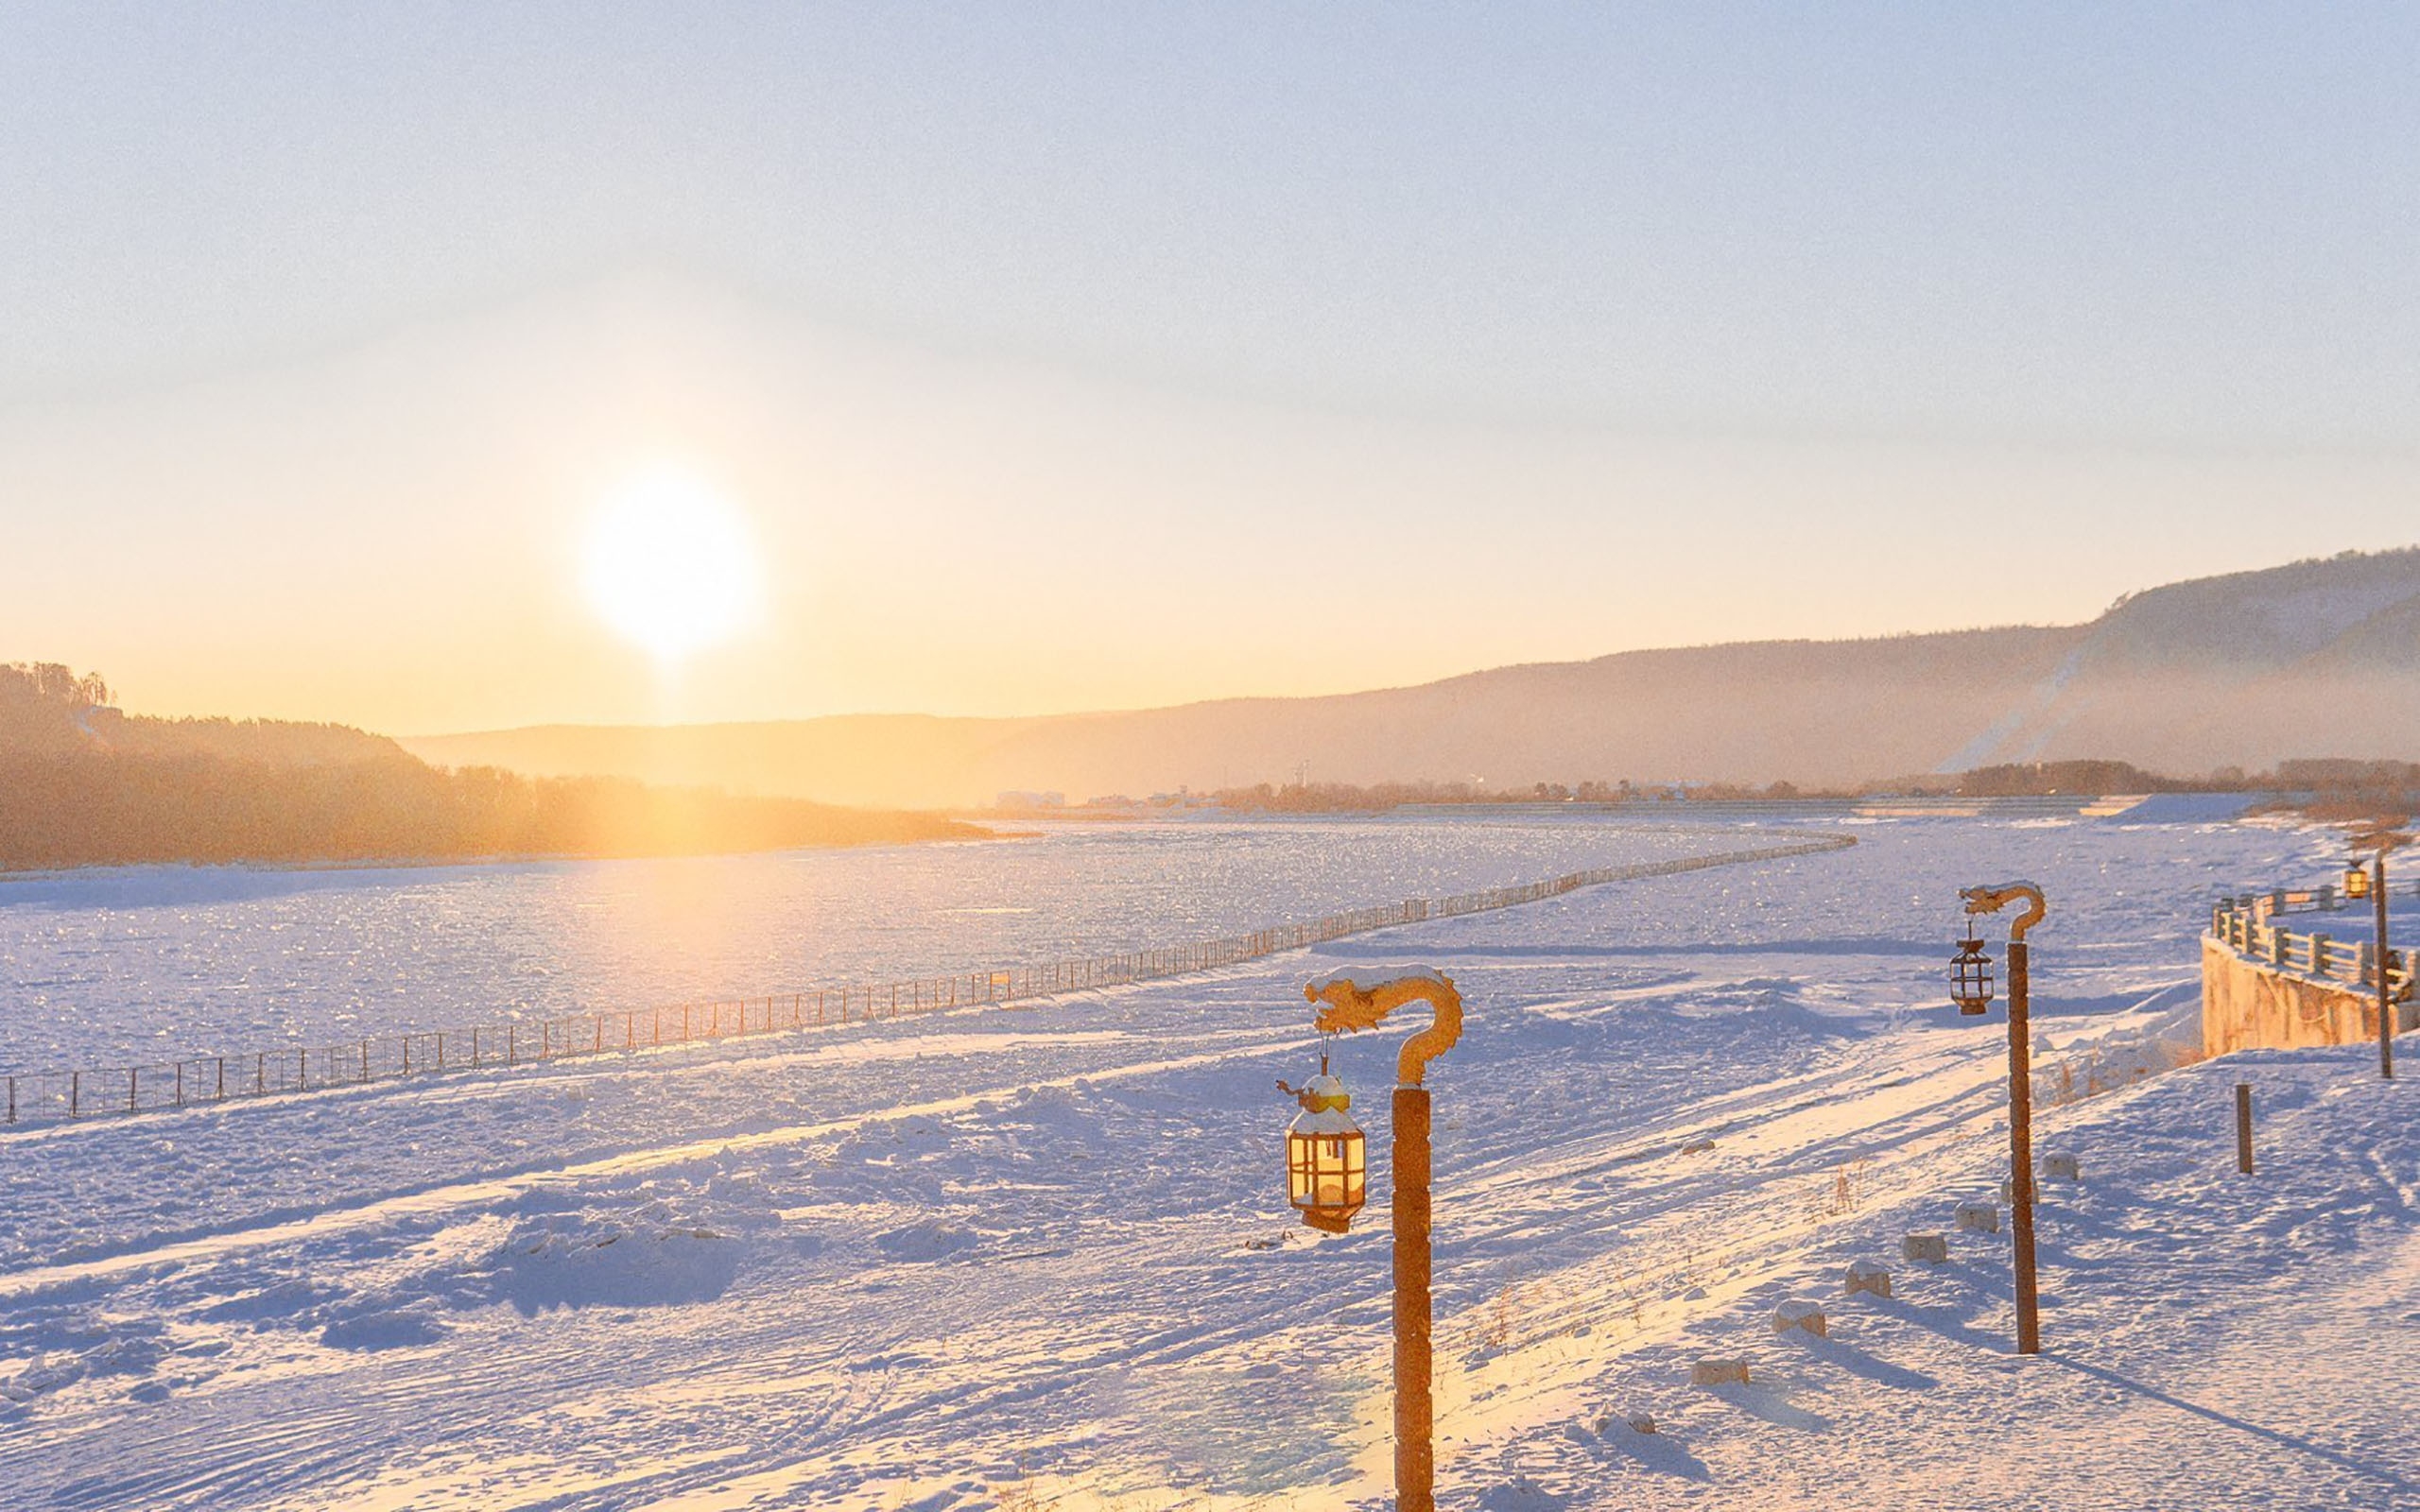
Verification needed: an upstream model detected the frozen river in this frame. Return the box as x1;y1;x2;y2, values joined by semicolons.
0;814;1740;1070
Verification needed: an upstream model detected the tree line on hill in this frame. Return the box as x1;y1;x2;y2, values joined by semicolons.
0;663;984;870
1205;757;2420;816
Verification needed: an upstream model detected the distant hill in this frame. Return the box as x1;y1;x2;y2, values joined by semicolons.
401;547;2420;809
0;663;984;870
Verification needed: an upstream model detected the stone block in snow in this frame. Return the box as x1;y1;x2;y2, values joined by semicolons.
2044;1150;2081;1180
1844;1260;1892;1297
1956;1202;2001;1233
1903;1232;1949;1263
1772;1299;1828;1336
1689;1357;1751;1386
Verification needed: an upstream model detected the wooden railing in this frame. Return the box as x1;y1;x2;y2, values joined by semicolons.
3;829;1858;1126
2207;888;2414;998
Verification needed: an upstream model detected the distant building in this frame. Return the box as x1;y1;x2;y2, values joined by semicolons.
994;790;1065;811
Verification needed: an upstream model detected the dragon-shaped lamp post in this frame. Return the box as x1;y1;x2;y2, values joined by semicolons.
1959;881;2048;1355
1296;969;1462;1512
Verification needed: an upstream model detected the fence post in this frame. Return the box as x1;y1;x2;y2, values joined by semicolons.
360;1039;370;1082
509;1026;517;1067
130;1067;138;1113
72;1069;80;1118
2235;1083;2255;1174
217;1057;226;1101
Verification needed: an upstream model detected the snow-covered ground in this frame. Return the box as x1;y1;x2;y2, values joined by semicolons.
1;814;2411;1510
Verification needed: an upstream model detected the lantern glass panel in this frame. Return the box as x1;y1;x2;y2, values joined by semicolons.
1288;1126;1366;1232
2345;863;2372;900
1951;937;1994;1015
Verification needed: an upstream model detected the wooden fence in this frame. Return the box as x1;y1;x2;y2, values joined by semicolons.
2207;885;2414;998
2;831;1856;1126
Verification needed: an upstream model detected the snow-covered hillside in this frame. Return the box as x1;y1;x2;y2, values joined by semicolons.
0;815;2410;1510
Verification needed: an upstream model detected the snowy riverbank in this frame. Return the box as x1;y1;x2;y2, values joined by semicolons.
0;813;2408;1509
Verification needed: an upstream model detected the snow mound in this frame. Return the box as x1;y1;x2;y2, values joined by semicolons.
320;1310;445;1351
873;1218;980;1263
477;1211;739;1314
1478;1475;1569;1511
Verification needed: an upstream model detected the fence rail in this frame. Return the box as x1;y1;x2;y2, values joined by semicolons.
2208;891;2414;1000
3;831;1856;1127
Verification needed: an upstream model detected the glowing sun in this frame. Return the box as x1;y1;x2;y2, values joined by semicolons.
581;466;766;665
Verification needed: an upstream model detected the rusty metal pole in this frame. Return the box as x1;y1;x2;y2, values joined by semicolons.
1393;1085;1435;1512
2375;853;2394;1081
2006;938;2041;1355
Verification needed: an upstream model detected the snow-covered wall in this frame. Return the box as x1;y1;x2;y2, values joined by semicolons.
2199;937;2417;1057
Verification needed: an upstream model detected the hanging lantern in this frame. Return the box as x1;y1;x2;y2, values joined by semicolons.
2344;859;2373;900
1951;930;1995;1016
1283;1068;1366;1233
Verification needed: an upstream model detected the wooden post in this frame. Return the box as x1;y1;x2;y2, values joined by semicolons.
2235;1082;2255;1173
1394;1086;1435;1512
2375;854;2394;1081
2007;939;2041;1355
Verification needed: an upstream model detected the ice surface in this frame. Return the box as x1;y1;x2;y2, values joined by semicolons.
0;816;1719;1068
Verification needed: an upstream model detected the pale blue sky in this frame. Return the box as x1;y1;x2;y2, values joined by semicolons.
2;5;2415;729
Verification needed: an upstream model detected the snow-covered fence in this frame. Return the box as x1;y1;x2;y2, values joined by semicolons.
1;830;1857;1127
2208;888;2416;997
2204;891;2417;1057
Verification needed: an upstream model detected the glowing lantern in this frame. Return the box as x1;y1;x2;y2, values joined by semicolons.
1284;1070;1367;1233
2345;859;2373;900
1951;930;1995;1016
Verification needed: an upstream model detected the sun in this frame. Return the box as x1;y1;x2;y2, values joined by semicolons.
581;466;767;666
